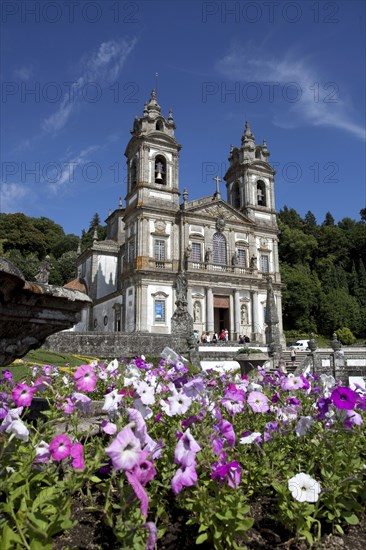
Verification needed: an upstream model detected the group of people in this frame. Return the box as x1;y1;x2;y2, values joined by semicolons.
199;328;229;343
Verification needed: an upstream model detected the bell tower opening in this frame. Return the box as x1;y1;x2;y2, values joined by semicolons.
155;154;166;185
232;181;240;208
256;180;266;206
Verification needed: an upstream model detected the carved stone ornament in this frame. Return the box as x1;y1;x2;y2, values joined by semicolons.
155;220;166;233
216;216;226;232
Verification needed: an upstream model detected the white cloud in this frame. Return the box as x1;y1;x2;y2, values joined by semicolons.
0;183;29;213
47;145;101;192
42;37;137;134
216;47;366;141
14;65;33;81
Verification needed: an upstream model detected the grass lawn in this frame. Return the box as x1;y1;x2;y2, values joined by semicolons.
0;349;98;383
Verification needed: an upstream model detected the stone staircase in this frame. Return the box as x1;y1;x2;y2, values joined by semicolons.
278;351;308;373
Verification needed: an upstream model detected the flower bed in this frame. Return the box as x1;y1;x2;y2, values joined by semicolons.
0;349;365;549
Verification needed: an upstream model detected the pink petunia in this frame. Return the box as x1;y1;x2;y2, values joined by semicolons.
70;443;85;470
105;426;141;471
247;391;270;413
49;434;72;461
11;383;37;408
73;365;97;393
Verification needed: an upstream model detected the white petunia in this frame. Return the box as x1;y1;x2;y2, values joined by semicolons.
102;389;123;412
239;432;262;445
288;473;321;503
135;381;155;405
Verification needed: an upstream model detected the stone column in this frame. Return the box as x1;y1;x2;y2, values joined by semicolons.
234;290;241;339
206;287;214;333
250;290;259;341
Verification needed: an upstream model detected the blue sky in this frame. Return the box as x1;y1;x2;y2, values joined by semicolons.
1;0;365;236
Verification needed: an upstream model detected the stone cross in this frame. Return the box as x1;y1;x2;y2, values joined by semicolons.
213;175;221;198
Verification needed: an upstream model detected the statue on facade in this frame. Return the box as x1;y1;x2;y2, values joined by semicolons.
232;251;239;266
205;247;212;263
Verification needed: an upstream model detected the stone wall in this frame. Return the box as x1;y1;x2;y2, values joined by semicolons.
44;331;189;359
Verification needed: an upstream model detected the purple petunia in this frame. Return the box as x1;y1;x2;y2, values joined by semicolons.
330;386;358;410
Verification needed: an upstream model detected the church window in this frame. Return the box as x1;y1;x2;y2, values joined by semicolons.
237;248;247;267
261;254;269;273
191;242;202;262
156;120;163;131
154;238;166;267
232;182;240;208
131;159;137;189
155;154;166;185
213;232;227;265
154;299;166;322
257;180;266;206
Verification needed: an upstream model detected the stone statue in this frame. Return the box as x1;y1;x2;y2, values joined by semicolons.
193;301;201;322
250;256;257;269
35;256;52;284
241;304;248;324
205;247;212;263
176;271;188;303
232;251;239;266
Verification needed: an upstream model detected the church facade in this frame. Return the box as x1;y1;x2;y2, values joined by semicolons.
74;91;283;342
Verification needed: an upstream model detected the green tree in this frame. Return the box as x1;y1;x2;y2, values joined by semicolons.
5;249;40;280
278;221;318;265
57;251;78;284
52;234;80;259
278;206;303;229
0;213;47;257
318;290;361;335
280;264;320;332
322;211;335;226
31;217;65;253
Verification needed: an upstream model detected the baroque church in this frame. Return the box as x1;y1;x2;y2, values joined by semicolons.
73;90;283;342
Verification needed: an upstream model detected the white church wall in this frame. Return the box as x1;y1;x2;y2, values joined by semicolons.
125;286;135;333
93;297;119;332
96;255;117;299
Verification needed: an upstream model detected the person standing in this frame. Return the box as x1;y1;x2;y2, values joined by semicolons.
290;347;296;365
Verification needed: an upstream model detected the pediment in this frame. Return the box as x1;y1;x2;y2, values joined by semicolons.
185;199;254;226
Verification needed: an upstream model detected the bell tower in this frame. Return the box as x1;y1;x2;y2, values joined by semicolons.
224;121;277;228
124;90;181;212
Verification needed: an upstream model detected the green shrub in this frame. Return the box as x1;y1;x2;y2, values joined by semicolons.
336;327;356;346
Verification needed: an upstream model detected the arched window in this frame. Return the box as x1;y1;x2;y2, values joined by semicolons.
256;180;266;206
213;232;227;265
154;154;166;185
156;120;163;131
130;159;137;189
232;182;240;208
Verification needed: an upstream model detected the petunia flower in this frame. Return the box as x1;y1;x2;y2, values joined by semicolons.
211;461;242;489
247;391;270;413
239;431;262;445
135;381;155;405
49;434;72;461
215;419;236;447
288;472;321;503
102;389;123;413
1;411;29;441
11;383;37;408
1;370;13;384
73;365;97;393
34;440;50;463
296;416;314;436
101;420;117;435
144;522;158;550
281;376;304;391
105;426;141;471
330;386;358;410
174;428;201;467
171;462;198;495
72;392;92;412
70;443;85;470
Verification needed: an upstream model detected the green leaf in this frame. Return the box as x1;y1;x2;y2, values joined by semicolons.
335;524;344;535
301;530;314;545
196;533;209;544
1;523;22;549
90;475;102;483
344;513;359;525
237;518;254;531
